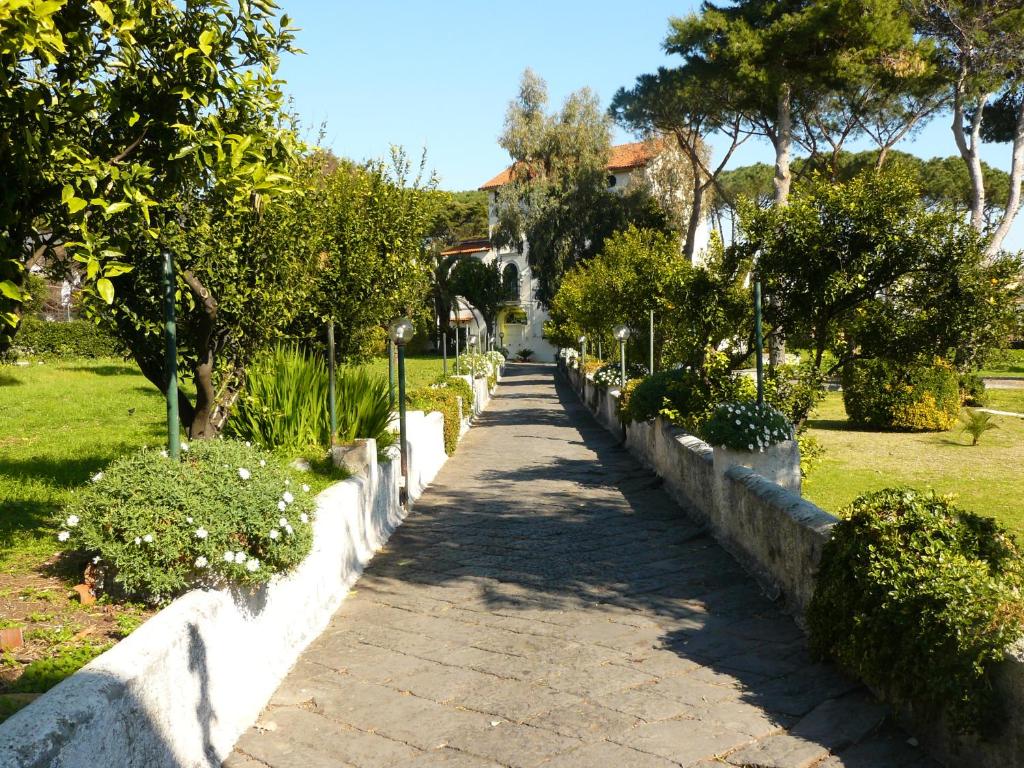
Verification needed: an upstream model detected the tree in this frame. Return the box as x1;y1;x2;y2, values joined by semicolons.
448;259;504;339
547;226;749;370
667;0;929;206
730;168;1022;375
426;190;489;245
611;65;745;260
908;0;1024;255
492;69;670;304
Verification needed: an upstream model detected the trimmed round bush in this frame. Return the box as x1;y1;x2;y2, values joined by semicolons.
808;488;1024;732
842;358;960;431
701;401;794;452
59;440;316;604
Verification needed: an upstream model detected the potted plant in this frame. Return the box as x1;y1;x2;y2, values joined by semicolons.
702;401;800;493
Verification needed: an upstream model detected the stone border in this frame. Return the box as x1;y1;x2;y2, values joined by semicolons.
563;363;1024;768
0;405;466;768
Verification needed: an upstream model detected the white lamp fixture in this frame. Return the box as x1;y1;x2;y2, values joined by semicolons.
388;317;415;346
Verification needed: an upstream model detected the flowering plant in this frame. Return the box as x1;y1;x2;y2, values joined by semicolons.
485;350;505;369
454;352;493;379
59;440;316;604
561;348;579;368
701;401;794;452
592;361;648;390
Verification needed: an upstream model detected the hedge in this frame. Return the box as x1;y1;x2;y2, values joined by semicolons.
842;358;960;431
12;318;124;359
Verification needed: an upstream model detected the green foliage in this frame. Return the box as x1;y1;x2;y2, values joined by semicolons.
808;488;1024;732
959;372;989;407
426;190;489;243
11;319;123;360
228;345;330;451
20;273;48;318
701;401;794;451
738;168;1022;373
548;225;750;372
453;352;494;379
620;352;752;432
435;375;473;408
407;386;461;456
961;410;998;446
11;644;112;694
593;362;648;390
228;345;392;452
763;363;828;429
448;259;505;335
842;358;961;431
516;348;534;362
60;440;316;604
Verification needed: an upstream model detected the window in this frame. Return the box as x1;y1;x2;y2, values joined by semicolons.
607;174;618;189
502;263;520;301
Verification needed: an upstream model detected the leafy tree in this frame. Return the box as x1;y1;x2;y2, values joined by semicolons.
448;258;504;338
492;69;670;304
611;65;743;260
547;226;749;370
908;0;1024;255
730;168;1022;375
427;190;489;244
667;0;930;206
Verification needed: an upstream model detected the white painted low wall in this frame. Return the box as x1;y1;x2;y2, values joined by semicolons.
0;411;457;768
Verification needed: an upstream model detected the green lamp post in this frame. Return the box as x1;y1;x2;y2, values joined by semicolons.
613;324;631;389
388;317;415;506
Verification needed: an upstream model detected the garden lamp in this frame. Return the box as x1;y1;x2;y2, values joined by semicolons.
578;334;587;371
613;324;631;389
388;317;415;507
468;333;477;353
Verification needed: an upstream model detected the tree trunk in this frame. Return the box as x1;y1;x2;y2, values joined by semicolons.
683;180;705;263
952;82;989;233
986;97;1024;257
773;84;793;207
181;270;219;439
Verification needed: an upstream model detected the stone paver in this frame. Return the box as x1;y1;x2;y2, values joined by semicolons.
228;364;935;768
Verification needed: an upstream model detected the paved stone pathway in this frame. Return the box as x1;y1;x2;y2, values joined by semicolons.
227;364;935;768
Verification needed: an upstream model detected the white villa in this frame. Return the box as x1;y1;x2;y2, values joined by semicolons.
443;140;709;362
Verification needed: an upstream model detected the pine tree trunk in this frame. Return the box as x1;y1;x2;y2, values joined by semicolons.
986;98;1024;257
773;84;793;207
952;83;989;234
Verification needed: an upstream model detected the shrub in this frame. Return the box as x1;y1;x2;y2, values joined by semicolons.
434;374;473;408
842;358;961;431
12;318;124;359
808;488;1024;733
407;386;460;455
228;345;392;452
763;363;827;428
593;361;648;390
959;372;989;407
701;401;794;451
582;358;604;376
454;352;493;379
960;409;998;446
620;352;752;432
485;350;505;369
59;440;317;604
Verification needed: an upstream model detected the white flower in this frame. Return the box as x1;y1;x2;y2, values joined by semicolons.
134;537;142;545
283;491;294;504
748;444;754;450
187;516;194;524
92;556;101;564
194;527;208;540
245;558;260;572
234;551;246;564
66;515;79;527
285;524;294;536
143;534;154;543
301;484;310;493
269;529;280;540
284;478;291;486
278;517;288;527
195;556;208;568
259;459;267;467
160;449;168;458
91;471;104;483
57;531;70;542
244;441;251;447
181;442;190;453
223;551;235;563
299;513;309;524
735;419;741;425
277;500;287;512
238;468;251;480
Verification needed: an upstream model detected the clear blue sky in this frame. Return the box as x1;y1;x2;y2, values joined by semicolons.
276;0;1020;250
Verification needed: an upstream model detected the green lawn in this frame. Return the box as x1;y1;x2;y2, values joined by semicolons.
985;388;1024;414
978;348;1024;379
803;392;1024;536
0;359;170;572
363;352;448;392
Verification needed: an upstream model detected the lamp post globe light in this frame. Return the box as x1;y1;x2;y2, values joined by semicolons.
388;317;415;507
578;334;587;371
613;324;631;389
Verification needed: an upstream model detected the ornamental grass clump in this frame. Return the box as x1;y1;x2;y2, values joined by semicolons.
59;439;316;604
701;401;794;452
808;488;1024;733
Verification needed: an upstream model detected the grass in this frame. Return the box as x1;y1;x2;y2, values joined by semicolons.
363;352;448;392
984;388;1024;414
0;358;171;572
978;348;1024;379
803;392;1024;536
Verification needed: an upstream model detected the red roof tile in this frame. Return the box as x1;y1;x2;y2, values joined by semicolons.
479;141;661;191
